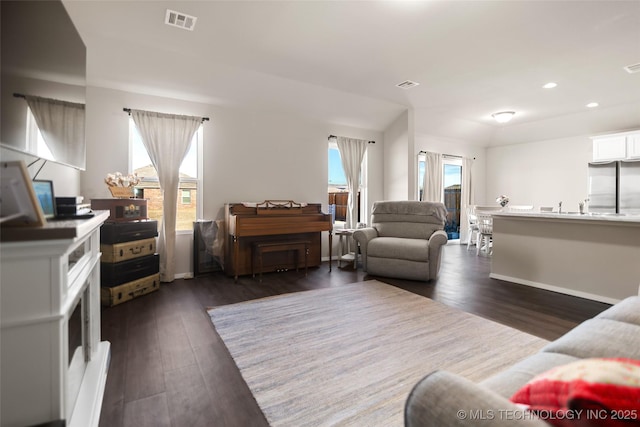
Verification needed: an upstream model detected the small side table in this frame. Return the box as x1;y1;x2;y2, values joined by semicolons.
336;228;358;268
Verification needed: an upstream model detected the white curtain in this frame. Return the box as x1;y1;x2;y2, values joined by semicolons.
336;136;368;229
460;157;475;242
421;151;443;202
131;110;203;282
25;95;85;168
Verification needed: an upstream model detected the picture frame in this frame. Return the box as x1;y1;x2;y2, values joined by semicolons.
0;160;46;227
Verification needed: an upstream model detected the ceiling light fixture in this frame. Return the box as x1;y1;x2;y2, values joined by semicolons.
586;102;599;108
543;82;558;89
491;111;516;123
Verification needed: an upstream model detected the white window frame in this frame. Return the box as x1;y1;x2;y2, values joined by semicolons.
328;141;368;227
128;119;203;234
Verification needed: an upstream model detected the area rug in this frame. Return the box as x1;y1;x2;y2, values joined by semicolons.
208;280;548;426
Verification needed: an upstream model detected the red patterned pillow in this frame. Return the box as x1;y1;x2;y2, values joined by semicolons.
510;358;640;427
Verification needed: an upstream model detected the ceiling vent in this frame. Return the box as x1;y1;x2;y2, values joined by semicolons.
396;80;420;89
165;9;197;31
623;63;640;74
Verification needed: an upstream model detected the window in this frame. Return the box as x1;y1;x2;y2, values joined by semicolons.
130;119;202;231
328;142;365;224
25;107;54;161
181;190;192;205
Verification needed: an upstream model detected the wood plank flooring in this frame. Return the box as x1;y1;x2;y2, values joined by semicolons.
98;243;611;427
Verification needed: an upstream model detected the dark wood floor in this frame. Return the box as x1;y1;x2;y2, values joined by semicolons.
98;243;610;427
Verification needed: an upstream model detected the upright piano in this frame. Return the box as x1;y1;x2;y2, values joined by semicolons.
224;201;333;281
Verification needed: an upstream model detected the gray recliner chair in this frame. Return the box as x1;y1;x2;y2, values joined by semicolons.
353;201;448;281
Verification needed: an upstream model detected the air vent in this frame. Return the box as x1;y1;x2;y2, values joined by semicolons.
165;9;197;31
623;63;640;74
396;80;420;89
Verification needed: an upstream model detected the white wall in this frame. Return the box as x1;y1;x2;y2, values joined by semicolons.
486;134;592;211
83;86;383;277
383;110;410;200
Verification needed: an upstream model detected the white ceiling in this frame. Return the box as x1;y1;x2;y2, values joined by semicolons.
63;0;640;146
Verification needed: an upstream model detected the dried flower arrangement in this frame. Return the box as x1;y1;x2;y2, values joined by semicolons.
104;172;141;198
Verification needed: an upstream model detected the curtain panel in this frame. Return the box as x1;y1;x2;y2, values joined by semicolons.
131;109;203;282
25;95;85;168
336;136;368;229
460;157;475;242
421;151;443;202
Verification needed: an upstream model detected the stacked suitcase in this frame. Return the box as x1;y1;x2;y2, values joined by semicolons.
100;220;160;306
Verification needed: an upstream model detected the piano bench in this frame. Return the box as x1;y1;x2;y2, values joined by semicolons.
252;240;310;283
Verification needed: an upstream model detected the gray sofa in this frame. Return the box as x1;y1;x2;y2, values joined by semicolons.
353;201;448;282
405;293;640;426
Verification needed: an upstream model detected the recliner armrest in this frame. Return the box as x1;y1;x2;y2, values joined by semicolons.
353;227;379;271
427;230;448;279
405;370;548;427
428;229;448;249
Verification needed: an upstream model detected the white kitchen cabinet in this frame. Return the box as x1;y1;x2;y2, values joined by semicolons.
592;131;640;161
627;134;640;159
592;135;627;161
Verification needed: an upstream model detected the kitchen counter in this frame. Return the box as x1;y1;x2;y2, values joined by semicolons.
492;211;640;225
490;212;640;303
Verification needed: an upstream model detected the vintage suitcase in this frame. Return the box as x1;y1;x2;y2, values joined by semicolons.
101;273;160;307
100;220;158;244
91;198;148;222
101;254;160;286
101;238;157;263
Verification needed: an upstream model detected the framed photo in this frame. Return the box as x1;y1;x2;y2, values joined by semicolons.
0;160;46;227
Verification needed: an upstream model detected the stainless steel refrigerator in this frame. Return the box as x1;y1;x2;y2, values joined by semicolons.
588;161;640;214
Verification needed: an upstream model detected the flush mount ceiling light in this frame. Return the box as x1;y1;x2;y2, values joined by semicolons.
543;82;558;89
491;111;516;123
586;102;599;108
623;63;640;74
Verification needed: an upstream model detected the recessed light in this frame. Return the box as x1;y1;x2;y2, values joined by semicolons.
543;82;557;89
586;102;599;108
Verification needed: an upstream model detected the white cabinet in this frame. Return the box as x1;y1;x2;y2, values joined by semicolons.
627;134;640;159
592;135;627;161
1;212;110;427
592;131;640;162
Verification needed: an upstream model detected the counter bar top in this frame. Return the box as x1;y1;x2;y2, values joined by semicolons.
492;211;640;225
490;212;640;303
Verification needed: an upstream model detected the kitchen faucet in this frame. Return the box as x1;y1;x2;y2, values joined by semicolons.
579;198;589;214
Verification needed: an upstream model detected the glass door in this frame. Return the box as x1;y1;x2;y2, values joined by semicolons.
443;159;462;240
417;153;463;240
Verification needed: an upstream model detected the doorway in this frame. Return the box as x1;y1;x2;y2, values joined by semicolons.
417;154;463;240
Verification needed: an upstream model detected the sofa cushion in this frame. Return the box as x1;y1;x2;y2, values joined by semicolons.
367;237;429;262
374;222;442;239
542;318;640;360
595;296;640;326
481;352;580;399
371;200;447;222
510;358;640;427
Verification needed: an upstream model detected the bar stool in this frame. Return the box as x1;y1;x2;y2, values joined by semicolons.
475;212;494;256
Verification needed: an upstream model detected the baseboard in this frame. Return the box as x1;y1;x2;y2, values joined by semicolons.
489;273;620;305
175;272;194;280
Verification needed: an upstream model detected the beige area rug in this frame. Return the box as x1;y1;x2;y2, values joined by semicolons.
208;280;548;427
